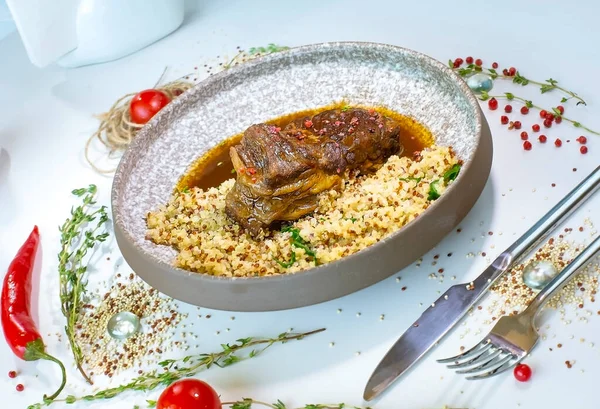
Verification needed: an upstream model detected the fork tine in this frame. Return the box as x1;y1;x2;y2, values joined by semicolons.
455;349;504;374
464;353;516;380
436;340;491;364
451;348;503;371
465;354;524;380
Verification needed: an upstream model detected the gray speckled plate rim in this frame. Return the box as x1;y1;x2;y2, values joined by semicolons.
111;40;484;284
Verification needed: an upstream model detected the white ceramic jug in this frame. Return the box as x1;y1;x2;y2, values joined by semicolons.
6;0;184;68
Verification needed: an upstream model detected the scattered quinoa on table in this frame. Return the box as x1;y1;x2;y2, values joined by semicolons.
145;145;461;277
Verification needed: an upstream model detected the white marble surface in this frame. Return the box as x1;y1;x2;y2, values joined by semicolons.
1;1;600;408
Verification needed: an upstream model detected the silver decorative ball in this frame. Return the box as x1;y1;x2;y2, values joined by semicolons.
522;260;558;290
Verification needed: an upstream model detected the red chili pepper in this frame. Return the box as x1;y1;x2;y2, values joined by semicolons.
1;226;66;401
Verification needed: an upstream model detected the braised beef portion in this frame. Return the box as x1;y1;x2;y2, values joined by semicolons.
225;108;403;235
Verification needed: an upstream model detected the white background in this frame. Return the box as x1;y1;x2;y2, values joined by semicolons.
1;1;600;408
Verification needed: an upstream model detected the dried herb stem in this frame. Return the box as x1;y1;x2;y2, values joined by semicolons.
452;64;587;106
29;328;325;409
222;398;368;409
479;91;600;136
58;184;110;385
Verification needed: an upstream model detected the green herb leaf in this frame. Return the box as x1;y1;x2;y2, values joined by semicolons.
147;400;157;408
273;400;287;409
231;399;254;409
274;251;296;268
448;59;454;68
341;105;351;112
427;180;441;201
574;121;581;127
478;91;490;101
561;97;568;103
443;163;461;183
552;107;562;116
505;92;515;100
525;100;533;108
487;68;498;79
457;67;472;77
182;186;190;194
280;226;318;265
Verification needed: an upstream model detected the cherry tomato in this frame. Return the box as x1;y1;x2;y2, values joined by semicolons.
129;89;170;124
513;363;532;382
157;379;221;409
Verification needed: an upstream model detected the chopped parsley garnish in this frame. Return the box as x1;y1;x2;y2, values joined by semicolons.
343;216;357;223
181;186;190;194
274;251;297;268
443;163;461;183
276;226;318;266
427;180;441;201
341;105;351;112
399;176;423;184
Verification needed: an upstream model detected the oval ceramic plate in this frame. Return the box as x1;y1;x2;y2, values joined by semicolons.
111;41;493;312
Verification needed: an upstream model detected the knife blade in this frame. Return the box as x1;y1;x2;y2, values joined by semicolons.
363;165;600;401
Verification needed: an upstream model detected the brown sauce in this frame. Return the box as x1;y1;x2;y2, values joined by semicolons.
176;103;434;191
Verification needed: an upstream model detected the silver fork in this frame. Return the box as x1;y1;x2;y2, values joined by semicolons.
437;233;600;380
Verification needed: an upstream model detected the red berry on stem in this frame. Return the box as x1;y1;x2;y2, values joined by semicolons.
16;384;24;392
577;136;587;144
555;138;562;147
520;131;528;140
492;62;499;69
488;98;498;110
555;116;562;124
538;135;547;143
509;67;517;76
475;58;483;66
544;118;553;128
514;363;532;382
545;113;555;120
514;121;522;129
540;110;547;118
532;124;540;132
520;106;529;115
466;56;474;64
503;68;509;76
8;371;17;379
504;105;512;113
557;105;564;114
581;146;588;154
501;116;509;125
523;141;532;151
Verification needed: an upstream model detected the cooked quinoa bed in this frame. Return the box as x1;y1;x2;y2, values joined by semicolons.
146;145;460;277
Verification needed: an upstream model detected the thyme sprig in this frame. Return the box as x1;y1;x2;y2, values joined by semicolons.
29;328;325;409
58;184;109;385
451;63;587;105
223;399;369;409
479;91;600;136
224;43;290;70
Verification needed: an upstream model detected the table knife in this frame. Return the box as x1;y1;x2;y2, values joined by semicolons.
363;165;600;401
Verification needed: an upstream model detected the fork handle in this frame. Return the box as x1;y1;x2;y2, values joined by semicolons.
524;234;600;316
